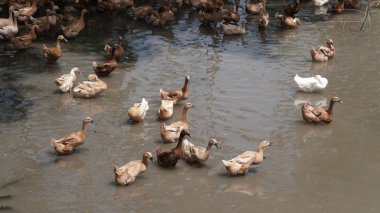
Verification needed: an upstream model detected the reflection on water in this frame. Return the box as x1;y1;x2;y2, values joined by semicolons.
1;2;380;213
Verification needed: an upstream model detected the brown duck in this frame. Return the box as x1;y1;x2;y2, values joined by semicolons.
160;103;195;143
42;35;67;62
51;117;94;155
302;96;343;124
156;129;191;167
93;46;117;77
61;9;88;38
104;36;124;61
160;76;190;105
114;152;154;185
11;25;39;49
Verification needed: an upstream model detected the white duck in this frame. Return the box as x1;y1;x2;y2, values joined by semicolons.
127;98;149;122
312;0;329;6
0;12;18;40
55;67;80;93
294;74;328;92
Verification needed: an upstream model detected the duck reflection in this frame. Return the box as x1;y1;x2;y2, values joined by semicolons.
301;126;333;142
223;180;268;199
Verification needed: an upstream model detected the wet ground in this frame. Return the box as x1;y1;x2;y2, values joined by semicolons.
1;1;380;212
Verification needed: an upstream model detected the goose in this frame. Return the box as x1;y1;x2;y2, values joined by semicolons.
182;138;221;163
42;35;67;62
127;98;149;122
73;74;107;98
160;76;190;105
156;129;191;167
222;140;272;175
294;74;328;92
302;96;343;124
55;67;80;93
51;117;94;155
114;152;154;185
160;103;195;143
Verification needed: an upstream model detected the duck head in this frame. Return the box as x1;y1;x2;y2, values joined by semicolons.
209;138;221;149
88;74;99;81
331;96;343;104
185;76;190;85
326;39;334;48
144;152;154;162
259;140;273;149
83;117;94;124
179;129;191;138
57;35;68;42
184;103;195;109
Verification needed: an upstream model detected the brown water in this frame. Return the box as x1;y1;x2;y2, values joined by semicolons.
1;2;380;212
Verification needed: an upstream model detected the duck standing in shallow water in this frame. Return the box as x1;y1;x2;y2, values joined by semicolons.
294;74;328;92
222;140;272;175
93;46;117;77
127;98;149;122
55;67;80;93
156;129;191;167
302;96;343;124
104;36;124;61
182;138;221;164
158;93;174;120
51;117;94;155
160;103;195;143
73;74;107;98
61;9;88;38
114;152;154;185
160;76;190;105
311;39;335;62
275;12;300;28
11;25;39;49
221;20;247;35
42;35;67;62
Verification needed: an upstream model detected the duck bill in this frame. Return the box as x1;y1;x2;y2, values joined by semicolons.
215;144;221;149
339;100;343;104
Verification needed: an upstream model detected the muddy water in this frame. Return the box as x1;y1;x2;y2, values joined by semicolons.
1;2;380;212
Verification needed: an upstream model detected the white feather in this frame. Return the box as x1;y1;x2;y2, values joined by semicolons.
294;74;328;92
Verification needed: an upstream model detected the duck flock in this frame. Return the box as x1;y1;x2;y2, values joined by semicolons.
0;0;351;186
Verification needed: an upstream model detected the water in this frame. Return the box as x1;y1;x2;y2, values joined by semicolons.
1;1;380;212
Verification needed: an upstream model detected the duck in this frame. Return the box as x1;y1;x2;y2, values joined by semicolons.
14;0;37;21
93;46;117;77
283;0;300;16
182;138;221;164
258;11;269;28
127;98;149;122
310;39;335;62
158;95;174;120
131;6;158;20
29;1;59;27
114;152;154;185
0;11;18;40
160;103;194;143
0;6;15;28
294;74;328;92
61;9;88;38
221;20;247;35
156;129;191;167
274;12;300;28
10;25;39;49
55;67;80;93
42;35;67;62
245;0;264;15
73;74;107;98
148;10;174;27
160;76;190;105
222;140;272;175
198;10;218;26
302;96;343;124
221;8;240;23
312;0;329;6
104;36;124;61
25;9;54;35
51;117;94;155
332;0;345;13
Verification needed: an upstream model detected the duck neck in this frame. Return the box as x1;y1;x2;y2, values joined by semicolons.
327;99;336;114
181;80;188;95
176;133;186;149
30;26;38;39
180;107;189;122
82;122;88;133
256;146;264;154
56;38;61;48
142;156;149;167
80;10;86;23
8;7;13;23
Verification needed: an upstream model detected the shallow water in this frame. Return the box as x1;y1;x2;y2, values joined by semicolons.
1;1;380;212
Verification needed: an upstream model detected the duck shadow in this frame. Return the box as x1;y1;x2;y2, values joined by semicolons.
217;168;258;177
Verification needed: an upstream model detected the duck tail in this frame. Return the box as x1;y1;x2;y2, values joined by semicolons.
51;138;57;147
222;160;231;167
92;61;97;68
